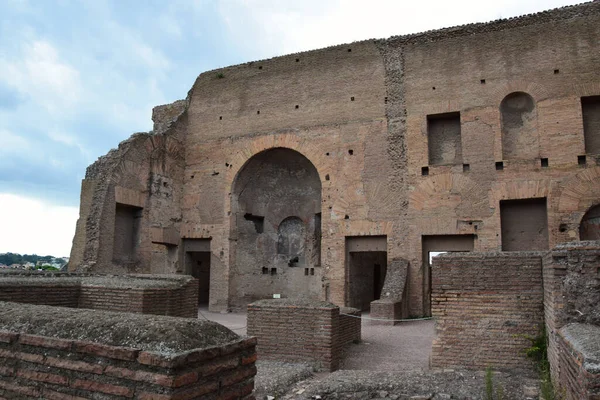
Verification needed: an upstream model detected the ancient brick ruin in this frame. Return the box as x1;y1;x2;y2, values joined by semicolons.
247;299;361;371
0;302;256;399
69;2;600;318
51;1;600;398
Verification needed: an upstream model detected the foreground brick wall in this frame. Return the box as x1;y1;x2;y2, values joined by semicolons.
556;324;600;400
0;303;256;400
431;252;544;369
0;272;198;318
0;333;256;400
543;242;600;399
247;300;361;371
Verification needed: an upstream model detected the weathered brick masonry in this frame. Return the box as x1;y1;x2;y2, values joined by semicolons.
247;300;360;371
0;303;256;400
0;272;198;318
543;241;600;399
69;2;600;318
431;252;544;370
557;324;600;400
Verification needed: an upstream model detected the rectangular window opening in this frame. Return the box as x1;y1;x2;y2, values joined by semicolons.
427;112;462;166
500;198;548;251
113;203;143;262
582;96;600;154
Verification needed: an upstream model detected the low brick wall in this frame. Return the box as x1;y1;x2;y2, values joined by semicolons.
0;272;198;318
370;299;403;326
247;300;361;371
556;324;600;400
0;280;80;307
431;252;544;370
543;241;600;399
338;307;361;348
0;302;256;399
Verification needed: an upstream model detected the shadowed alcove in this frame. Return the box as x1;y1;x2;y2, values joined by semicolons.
229;148;322;308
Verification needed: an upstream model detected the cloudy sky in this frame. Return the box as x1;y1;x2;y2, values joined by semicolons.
0;0;582;257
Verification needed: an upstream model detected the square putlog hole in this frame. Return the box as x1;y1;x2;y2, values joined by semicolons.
578;155;587;166
421;166;429;176
541;158;549;168
463;163;470;172
495;161;504;171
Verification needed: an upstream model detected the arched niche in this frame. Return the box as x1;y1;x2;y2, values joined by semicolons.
230;148;322;306
580;204;600;240
500;92;539;160
277;217;305;258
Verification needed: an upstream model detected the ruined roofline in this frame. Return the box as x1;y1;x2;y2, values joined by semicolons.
194;0;599;77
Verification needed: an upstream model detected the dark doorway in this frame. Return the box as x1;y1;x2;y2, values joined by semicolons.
422;235;475;316
345;236;387;311
373;263;384;300
348;252;387;311
182;239;211;306
186;252;211;305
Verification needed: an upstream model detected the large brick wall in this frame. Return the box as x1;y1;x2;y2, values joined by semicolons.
69;1;600;316
0;303;256;400
247;300;360;371
431;252;544;369
0;272;198;318
543;241;600;399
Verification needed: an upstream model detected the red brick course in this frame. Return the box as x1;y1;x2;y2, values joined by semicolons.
247;300;360;371
0;273;199;318
556;328;600;400
543;243;600;399
431;252;544;370
0;329;257;399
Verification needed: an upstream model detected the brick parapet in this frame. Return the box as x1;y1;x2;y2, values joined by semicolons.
0;330;256;399
431;252;544;370
0;273;198;318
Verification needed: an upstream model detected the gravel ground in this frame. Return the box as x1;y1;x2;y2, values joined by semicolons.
254;361;314;399
200;308;540;399
341;317;435;371
278;369;540;400
199;306;248;335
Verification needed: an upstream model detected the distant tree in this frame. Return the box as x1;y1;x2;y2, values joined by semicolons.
39;265;59;271
0;253;64;266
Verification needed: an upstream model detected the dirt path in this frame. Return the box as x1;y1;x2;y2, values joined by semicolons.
340;314;435;371
200;308;434;371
